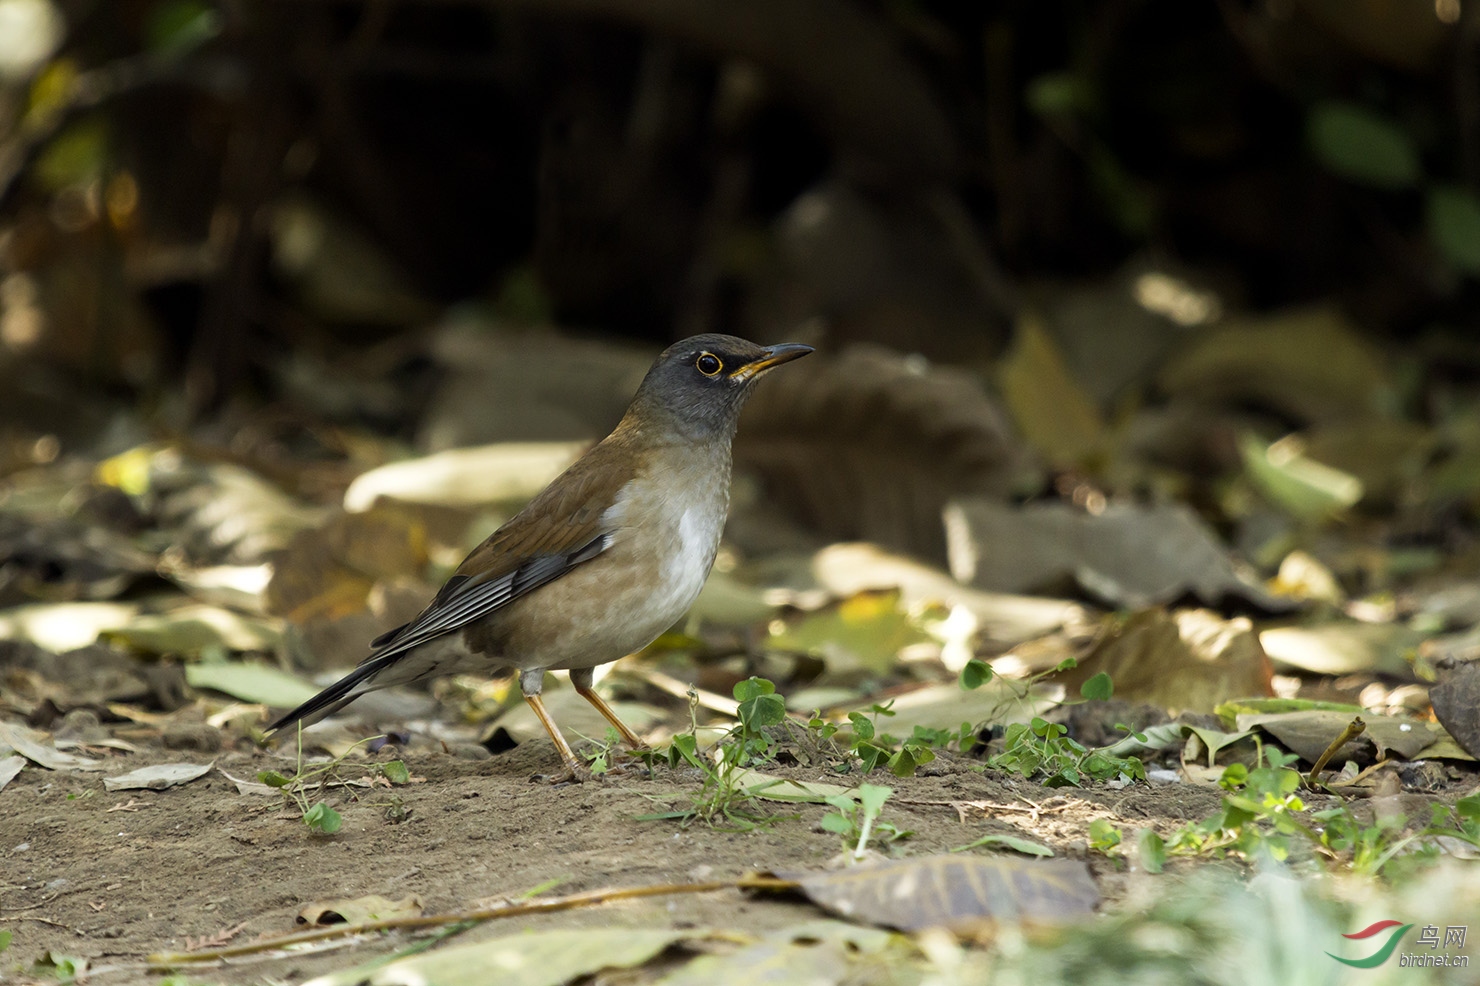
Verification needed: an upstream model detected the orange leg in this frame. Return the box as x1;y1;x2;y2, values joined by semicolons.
522;692;585;779
574;683;646;750
568;665;647;750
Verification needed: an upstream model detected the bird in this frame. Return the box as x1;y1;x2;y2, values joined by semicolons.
266;333;813;779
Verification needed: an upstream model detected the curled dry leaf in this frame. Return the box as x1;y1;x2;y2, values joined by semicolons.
770;854;1098;932
737;344;1027;563
1237;710;1470;764
103;762;214;791
0;722;104;771
1060;609;1274;715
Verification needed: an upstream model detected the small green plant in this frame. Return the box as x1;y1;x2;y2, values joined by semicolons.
581;726;624;776
816;700;978;777
0;928;11;952
258;731;411;835
1088;818;1123;854
819;783;909;860
988;717;1146;787
32;952;85;984
642;678;793;828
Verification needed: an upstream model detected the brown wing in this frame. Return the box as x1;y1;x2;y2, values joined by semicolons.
265;433;640;735
366;434;639;655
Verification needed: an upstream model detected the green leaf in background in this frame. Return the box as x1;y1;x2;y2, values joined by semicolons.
1426;185;1480;274
184;660;318;708
144;0;222;56
1308;101;1421;190
1238;432;1363;521
1080;671;1114;701
35;117;108;190
1025;72;1095;118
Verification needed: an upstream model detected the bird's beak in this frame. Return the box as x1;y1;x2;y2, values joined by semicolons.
729;343;814;382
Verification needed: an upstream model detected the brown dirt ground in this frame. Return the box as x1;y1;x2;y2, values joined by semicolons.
0;726;1455;986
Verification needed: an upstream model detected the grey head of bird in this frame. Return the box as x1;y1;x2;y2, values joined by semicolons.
622;333;813;441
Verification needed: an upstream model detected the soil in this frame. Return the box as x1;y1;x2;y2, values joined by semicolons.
0;726;1450;985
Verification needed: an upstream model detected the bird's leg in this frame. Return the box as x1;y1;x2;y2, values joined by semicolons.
569;666;646;751
520;669;586;783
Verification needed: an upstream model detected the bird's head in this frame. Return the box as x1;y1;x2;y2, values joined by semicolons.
625;334;813;440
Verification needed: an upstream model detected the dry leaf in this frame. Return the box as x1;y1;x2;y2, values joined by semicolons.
343;442;589;512
1430;663;1480;759
1062;609;1273;714
0;722;104;771
772;854;1098;931
0;755;24;792
996;313;1106;469
103;762;214;791
1157;305;1389;423
945;498;1283;610
737;343;1026;563
303;927;690;986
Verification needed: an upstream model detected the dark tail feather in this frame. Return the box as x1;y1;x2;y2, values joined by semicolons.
266;653;399;736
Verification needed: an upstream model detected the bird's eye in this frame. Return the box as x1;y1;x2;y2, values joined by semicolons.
695;352;723;376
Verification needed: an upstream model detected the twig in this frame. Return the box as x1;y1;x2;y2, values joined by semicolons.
149;875;799;967
1306;716;1366;788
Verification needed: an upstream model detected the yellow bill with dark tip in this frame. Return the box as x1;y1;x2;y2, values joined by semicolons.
729;343;814;382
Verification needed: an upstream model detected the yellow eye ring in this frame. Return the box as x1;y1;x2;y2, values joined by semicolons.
696;352;723;376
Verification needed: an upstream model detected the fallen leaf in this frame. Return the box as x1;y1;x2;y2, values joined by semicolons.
1238;433;1363;521
0;723;104;771
1259;621;1423;678
1430;663;1480;759
102;604;281;656
729;769;853;804
943;498;1284;610
997;312;1107;469
297;894;425;927
0;755;24;792
184;661;319;708
303;927;693;986
1061;609;1273;714
737;342;1027;563
769;590;934;676
218;767;279;796
809;542;1089;647
773;854;1098;931
343;442;588;512
655;920;896;986
103;762;214;791
1157;305;1389;423
1236;711;1467;763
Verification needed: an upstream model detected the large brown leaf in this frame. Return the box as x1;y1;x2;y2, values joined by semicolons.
773;854;1098;931
738;344;1028;563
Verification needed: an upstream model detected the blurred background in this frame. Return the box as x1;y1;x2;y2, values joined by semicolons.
2;0;1480;744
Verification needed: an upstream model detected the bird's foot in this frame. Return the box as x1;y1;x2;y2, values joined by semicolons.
531;761;592;785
